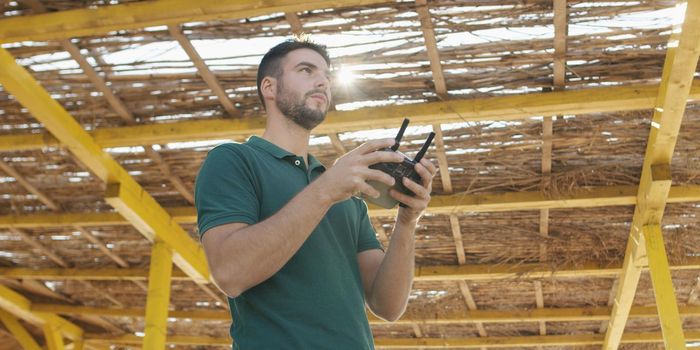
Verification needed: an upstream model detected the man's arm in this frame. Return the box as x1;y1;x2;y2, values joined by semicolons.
358;158;436;321
201;139;404;298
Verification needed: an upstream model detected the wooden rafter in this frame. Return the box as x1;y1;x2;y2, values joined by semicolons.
0;48;209;283
416;0;447;99
0;285;82;342
2;81;700;152
83;331;700;348
0;0;390;43
167;24;239;118
5;257;700;282
0;309;42;350
3;184;700;228
0;160;59;211
449;215;487;341
25;303;700;324
285;12;303;35
536;0;567;341
602;2;700;348
432;124;452;193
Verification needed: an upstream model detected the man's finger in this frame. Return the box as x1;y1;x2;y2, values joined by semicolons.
362;151;404;166
420;158;437;176
389;189;423;209
362;169;396;187
355;138;396;155
415;163;433;188
402;177;429;199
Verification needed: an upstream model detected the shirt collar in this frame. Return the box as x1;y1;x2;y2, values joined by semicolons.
246;136;326;172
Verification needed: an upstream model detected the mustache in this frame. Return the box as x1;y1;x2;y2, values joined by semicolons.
305;89;328;100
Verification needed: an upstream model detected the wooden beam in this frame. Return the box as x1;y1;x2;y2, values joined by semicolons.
449;215;487;340
3;82;700;152
143;242;173;350
0;48;209;283
144;146;195;204
432;124;452;193
43;321;65;350
285;12;303;35
0;309;42;350
415;0;447;98
0;285;82;341
0;0;389;43
603;2;700;348
688;275;700;305
644;224;686;348
33;303;700;324
4;184;700;228
18;0;137;124
84;331;700;347
74;226;129;268
0;160;59;210
328;133;347;155
9;257;700;283
167;24;238;117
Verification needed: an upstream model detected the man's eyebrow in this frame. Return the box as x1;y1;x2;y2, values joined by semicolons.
295;61;332;76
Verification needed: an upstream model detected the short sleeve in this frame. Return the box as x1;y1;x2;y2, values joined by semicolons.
355;199;383;253
195;144;260;238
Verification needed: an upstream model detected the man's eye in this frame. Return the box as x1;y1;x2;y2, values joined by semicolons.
301;67;311;73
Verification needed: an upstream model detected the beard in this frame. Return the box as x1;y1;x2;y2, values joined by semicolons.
275;79;328;131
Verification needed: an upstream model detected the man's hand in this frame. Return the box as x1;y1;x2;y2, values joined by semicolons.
316;138;404;204
389;158;437;224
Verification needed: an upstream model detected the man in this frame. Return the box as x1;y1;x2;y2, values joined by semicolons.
195;39;436;349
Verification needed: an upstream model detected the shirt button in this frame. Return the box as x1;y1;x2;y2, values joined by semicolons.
294;160;301;166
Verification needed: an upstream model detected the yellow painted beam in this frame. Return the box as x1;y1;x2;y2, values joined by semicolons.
84;331;700;347
5;257;700;282
644;224;686;348
28;303;700;324
1;185;700;228
43;321;65;350
0;309;42;350
0;285;82;341
104;183;206;282
1;81;700;153
0;48;209;284
143;241;173;350
0;0;389;43
603;2;700;349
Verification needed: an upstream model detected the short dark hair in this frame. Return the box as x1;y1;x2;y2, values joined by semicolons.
256;39;331;109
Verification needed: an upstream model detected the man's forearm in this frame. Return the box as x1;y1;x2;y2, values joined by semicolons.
207;180;333;297
367;218;417;321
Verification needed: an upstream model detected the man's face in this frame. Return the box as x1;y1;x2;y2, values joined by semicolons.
274;48;332;130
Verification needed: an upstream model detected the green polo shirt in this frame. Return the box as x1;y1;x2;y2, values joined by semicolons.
195;136;382;350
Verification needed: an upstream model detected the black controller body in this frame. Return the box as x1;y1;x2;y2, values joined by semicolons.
358;118;434;209
366;149;422;209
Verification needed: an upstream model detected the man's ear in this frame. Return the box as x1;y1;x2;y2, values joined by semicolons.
261;76;276;103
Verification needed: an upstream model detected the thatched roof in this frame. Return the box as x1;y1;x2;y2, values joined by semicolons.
0;0;699;349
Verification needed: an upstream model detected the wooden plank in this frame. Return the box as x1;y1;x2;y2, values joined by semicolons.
3;184;700;226
432;124;452;193
0;0;389;43
0;160;59;210
0;309;42;350
35;303;700;323
415;0;447;98
0;47;209;283
603;3;700;347
143;242;173;350
4;82;700;152
85;331;700;347
644;224;686;348
168;24;239;117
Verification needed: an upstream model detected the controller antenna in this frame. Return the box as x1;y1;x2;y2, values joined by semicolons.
392;118;410;151
414;132;435;163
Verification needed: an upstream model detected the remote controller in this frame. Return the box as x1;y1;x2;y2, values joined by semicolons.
362;118;435;209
